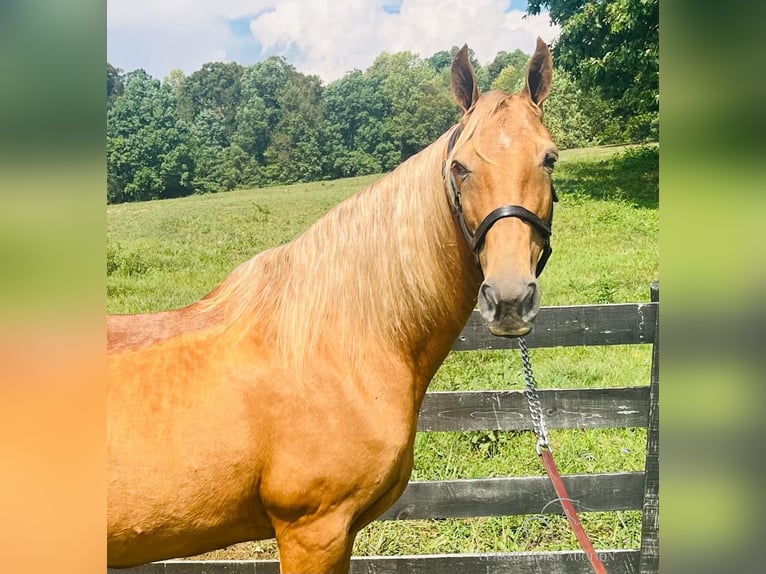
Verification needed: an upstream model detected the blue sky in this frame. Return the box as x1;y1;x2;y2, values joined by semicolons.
107;0;557;83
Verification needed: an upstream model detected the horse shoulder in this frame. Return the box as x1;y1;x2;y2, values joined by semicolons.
255;350;418;519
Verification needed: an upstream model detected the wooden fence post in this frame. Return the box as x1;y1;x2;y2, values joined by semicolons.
638;281;659;574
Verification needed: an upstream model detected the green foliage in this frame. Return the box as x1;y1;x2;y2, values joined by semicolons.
177;61;244;138
107;70;193;202
107;62;124;109
528;0;658;141
486;49;528;86
264;72;325;184
106;43;649;202
240;57;294;124
106;241;154;277
163;69;186;99
541;69;623;149
187;108;229;193
368;51;458;167
233;94;269;160
322;69;390;177
490;64;523;94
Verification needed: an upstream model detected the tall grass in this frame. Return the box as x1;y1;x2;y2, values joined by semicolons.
107;143;658;560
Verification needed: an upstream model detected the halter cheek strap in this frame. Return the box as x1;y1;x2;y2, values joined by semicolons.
444;125;556;277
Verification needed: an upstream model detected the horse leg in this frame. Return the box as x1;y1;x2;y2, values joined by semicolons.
275;513;355;574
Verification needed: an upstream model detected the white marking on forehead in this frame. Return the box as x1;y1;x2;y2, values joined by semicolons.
498;130;512;148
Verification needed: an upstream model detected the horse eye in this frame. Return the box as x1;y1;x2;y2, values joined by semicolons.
452;161;471;180
543;152;558;171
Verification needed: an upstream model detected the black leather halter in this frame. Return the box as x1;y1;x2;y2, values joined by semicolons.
443;125;557;277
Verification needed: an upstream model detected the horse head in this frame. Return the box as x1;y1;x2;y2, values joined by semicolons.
446;38;557;337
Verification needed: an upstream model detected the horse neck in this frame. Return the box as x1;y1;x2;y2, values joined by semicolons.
285;135;482;376
206;134;482;382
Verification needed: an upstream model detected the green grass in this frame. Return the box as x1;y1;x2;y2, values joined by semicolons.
107;143;658;561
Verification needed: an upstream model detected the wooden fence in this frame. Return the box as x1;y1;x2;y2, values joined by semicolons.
110;282;659;574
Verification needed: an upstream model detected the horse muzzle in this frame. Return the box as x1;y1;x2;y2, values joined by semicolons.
478;279;540;337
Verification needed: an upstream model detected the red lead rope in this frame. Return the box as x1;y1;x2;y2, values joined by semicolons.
539;447;609;574
518;336;609;574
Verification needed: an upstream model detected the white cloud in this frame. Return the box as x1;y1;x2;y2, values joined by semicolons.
107;0;272;28
250;0;560;81
107;0;273;77
107;0;559;82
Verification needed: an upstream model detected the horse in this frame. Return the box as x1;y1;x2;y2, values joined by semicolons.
107;38;558;573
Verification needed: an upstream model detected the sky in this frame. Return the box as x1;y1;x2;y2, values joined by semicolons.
107;0;560;84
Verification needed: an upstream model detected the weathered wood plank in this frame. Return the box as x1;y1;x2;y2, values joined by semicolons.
114;550;640;574
379;472;645;520
108;565;168;574
350;550;640;574
453;302;658;350
109;563;272;574
639;282;660;574
418;386;649;432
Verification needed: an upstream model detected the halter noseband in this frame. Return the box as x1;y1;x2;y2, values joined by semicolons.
444;125;557;277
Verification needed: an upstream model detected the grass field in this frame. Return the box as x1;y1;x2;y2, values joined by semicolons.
107;143;659;560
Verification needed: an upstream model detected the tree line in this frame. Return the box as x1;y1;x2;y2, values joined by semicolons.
107;2;657;203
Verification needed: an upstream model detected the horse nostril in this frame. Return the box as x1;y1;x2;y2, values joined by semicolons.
521;282;540;321
479;283;500;320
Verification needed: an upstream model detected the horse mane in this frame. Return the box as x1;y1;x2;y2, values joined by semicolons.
195;129;474;370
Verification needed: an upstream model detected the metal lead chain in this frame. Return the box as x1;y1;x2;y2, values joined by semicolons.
518;336;551;454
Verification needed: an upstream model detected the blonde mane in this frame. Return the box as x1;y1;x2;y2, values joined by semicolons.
196;129;478;370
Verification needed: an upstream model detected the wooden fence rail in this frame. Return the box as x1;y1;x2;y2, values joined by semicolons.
110;283;659;574
418;386;649;431
114;549;642;574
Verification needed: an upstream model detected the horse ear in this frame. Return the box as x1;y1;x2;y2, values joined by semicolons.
451;44;480;113
522;37;553;107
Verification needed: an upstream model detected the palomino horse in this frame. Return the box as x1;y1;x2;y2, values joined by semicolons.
108;38;557;573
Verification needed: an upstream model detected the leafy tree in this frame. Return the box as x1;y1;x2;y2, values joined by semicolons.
233;56;302;182
425;49;456;74
264;72;325;183
187;108;230;193
239;57;294;129
164;69;186;100
527;0;658;140
368;51;458;169
107;70;193;202
220;144;262;189
178;61;244;140
107;63;124;109
426;46;480;75
485;49;529;87
490;64;524;94
159;143;195;198
233;93;269;162
539;69;622;149
322;69;389;177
